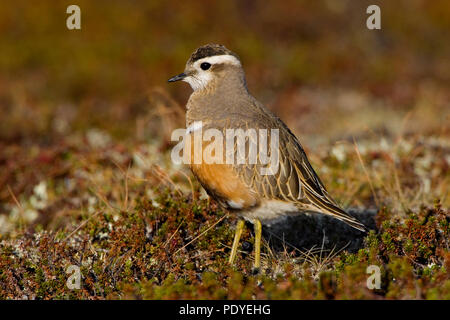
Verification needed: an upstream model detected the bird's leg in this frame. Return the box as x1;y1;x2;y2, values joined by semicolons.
253;219;262;271
228;219;245;265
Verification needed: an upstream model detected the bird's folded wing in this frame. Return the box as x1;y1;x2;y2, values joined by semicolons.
231;115;367;232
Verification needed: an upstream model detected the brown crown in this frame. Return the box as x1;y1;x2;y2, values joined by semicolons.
188;44;240;64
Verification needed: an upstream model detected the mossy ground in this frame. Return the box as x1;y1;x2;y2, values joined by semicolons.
0;0;449;299
1;130;448;299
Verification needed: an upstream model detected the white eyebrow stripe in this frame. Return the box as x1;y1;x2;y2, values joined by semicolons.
186;121;203;134
194;54;241;67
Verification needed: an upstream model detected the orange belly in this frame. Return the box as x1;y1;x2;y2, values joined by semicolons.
186;129;258;209
191;162;258;209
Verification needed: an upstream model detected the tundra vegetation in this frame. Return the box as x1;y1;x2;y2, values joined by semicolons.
0;1;449;299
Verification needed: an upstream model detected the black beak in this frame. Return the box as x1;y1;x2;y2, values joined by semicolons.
168;72;187;82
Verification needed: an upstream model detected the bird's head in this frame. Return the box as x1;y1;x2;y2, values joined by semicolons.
168;44;246;92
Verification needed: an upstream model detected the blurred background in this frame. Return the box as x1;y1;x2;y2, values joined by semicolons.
0;0;449;233
1;0;448;140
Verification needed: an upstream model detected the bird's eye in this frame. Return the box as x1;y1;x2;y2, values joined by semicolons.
200;62;211;70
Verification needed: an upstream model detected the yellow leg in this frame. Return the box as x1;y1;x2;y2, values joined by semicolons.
228;219;245;265
254;219;262;271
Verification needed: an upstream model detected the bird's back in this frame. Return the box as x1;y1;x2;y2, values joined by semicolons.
186;92;367;232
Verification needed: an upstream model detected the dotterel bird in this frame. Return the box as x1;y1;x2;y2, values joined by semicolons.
168;44;367;271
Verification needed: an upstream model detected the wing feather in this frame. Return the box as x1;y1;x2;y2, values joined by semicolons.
226;105;367;232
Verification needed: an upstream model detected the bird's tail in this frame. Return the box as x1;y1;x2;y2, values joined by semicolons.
305;190;368;232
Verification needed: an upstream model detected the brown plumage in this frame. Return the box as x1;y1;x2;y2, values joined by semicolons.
188;44;240;64
169;44;367;270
